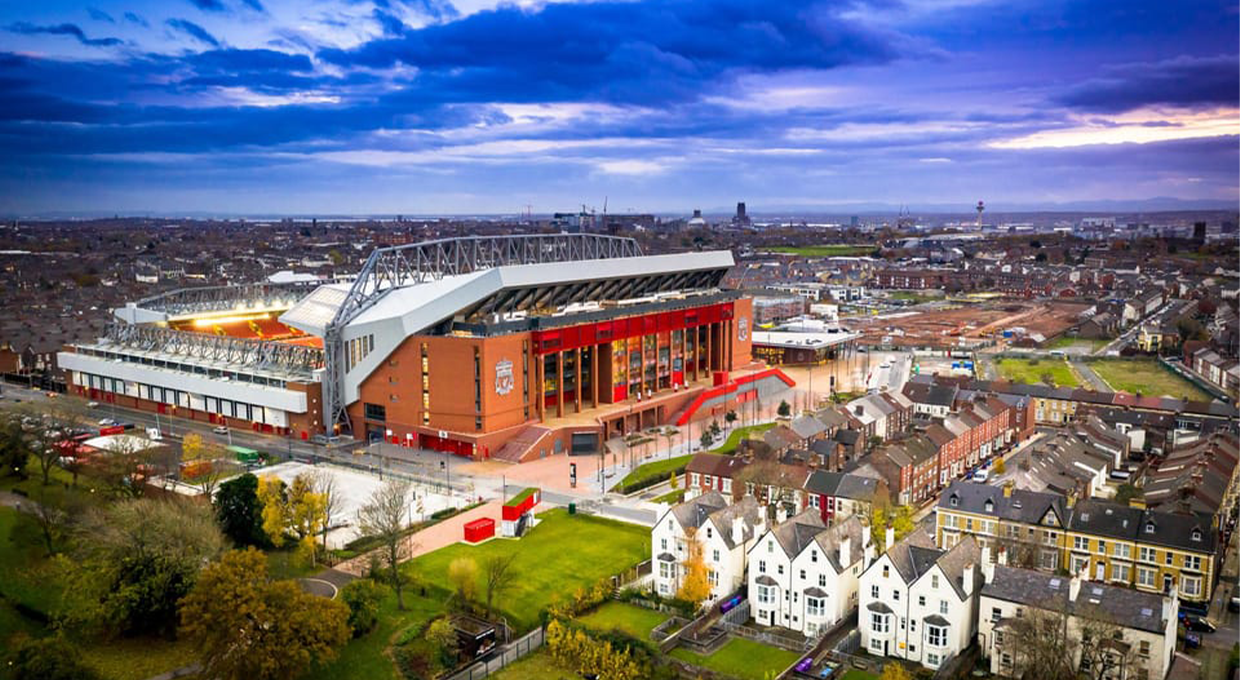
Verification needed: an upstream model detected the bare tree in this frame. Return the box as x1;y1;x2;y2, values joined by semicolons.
483;553;519;618
356;479;415;610
95;435;159;498
1001;597;1137;680
180;432;235;497
27;486;79;556
309;469;343;552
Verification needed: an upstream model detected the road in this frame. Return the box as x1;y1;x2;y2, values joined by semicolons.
1069;358;1111;391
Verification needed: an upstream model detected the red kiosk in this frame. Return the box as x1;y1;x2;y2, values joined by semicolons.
501;487;541;538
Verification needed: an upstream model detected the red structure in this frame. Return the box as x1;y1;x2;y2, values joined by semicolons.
463;518;495;543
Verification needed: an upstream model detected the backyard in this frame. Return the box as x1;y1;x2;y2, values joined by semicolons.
486;650;575;680
1088;358;1212;401
576;601;669;640
670;637;803;680
994;356;1080;388
405;508;649;632
1045;336;1110;352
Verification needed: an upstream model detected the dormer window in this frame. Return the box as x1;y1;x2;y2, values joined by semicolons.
950;495;959;507
984;499;994;513
1145;522;1155;534
1191;528;1202;542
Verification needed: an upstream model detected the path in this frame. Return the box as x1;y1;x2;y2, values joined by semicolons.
1070;358;1110;391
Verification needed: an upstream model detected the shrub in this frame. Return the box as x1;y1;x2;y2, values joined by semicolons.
340;579;388;637
7;635;104;680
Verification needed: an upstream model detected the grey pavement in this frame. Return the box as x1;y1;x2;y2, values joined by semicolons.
1070;358;1110;391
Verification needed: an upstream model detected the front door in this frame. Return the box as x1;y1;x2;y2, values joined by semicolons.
1095;562;1106;581
1163;575;1173;594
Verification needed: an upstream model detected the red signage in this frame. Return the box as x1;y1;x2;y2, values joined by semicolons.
531;301;735;355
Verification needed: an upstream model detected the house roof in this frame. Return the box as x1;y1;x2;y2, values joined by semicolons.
938;480;1068;527
982;566;1170;635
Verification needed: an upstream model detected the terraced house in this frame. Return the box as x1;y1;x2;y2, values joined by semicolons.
936;481;1219;606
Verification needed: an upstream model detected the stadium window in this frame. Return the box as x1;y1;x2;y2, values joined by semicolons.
364;403;387;422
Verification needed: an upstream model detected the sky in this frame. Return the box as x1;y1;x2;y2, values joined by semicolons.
0;0;1237;216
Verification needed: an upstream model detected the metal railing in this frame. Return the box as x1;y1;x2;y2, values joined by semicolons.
98;322;324;376
445;626;544;680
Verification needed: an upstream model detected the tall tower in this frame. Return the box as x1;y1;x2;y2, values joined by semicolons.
975;200;985;228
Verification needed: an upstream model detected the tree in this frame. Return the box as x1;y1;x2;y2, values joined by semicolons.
879;663;913;680
725;410;738;427
356;479;415;609
6;635;105;680
426;617;459;667
287;474;328;566
868;435;884;450
869;505;916;550
993;457;1006;475
483;553;519;617
699;429;714;450
308;469;342;552
1040;372;1056;386
339;579;388;637
68;497;227;637
215;473;268;548
448;557;479;604
180;432;233;497
669;471;679;490
1114;483;1143;506
257;475;289;547
0;413;30;480
27;485;79;557
95;435;158;498
11;400;86;486
179;548;351;680
777;400;791;417
677;527;712;607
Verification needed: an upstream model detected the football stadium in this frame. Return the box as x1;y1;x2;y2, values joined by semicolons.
58;234;837;462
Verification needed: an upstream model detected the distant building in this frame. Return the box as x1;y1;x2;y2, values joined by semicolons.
733;202;751;227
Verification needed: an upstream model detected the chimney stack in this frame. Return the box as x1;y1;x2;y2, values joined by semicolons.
732;516;744;546
885;524;895;551
840;534;852;567
1003;482;1013;498
963;562;976;597
997;546;1009;566
1068;575;1081;603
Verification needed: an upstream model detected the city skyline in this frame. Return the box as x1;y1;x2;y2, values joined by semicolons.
1;0;1237;215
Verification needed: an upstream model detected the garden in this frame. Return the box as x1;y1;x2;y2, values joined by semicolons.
1087;357;1212;401
994;356;1080;387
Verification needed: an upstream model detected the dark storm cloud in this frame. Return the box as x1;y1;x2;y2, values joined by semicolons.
1054;55;1239;113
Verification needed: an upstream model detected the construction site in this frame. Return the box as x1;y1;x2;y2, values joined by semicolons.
848;300;1091;351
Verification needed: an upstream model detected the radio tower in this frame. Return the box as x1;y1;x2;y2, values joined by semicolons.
975;200;985;228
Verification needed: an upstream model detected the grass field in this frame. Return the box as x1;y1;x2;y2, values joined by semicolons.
1045;336;1110;351
615;454;692;494
652;488;686;504
670;638;802;680
486;650;575;680
1089;358;1212;401
576;601;669;640
302;591;444;680
714;422;776;455
994;356;1080;388
406;509;649;632
763;245;876;258
840;670;880;680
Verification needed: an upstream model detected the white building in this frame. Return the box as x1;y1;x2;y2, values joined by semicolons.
652;492;765;603
859;527;983;672
979;564;1177;680
749;513;871;637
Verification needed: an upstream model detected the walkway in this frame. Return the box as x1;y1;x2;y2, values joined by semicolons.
1070;358;1110;391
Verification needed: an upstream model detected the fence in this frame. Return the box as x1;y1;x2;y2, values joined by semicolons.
445;626;544;680
716;601;812;653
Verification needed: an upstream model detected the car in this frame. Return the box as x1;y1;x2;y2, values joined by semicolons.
98;418;117;426
212;426;230;435
974;469;990;483
1228;597;1239;614
86;401;100;408
1181;614;1217;633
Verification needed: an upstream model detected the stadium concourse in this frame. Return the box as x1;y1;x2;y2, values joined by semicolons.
58;234;804;465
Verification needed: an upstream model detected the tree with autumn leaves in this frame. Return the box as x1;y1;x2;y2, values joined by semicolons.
257;473;328;566
677;526;712;608
180;548;350;680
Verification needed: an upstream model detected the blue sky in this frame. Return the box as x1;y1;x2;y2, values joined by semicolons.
1;0;1236;215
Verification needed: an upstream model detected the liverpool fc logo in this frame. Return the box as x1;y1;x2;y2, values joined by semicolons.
738;316;749;342
495;359;514;396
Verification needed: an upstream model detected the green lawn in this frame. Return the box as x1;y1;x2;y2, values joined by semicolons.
652;489;686;505
889;291;938;304
994;356;1080;388
1045;336;1110;351
302;591;444;680
714;422;776;455
763;245;877;258
1089;358;1212;401
576;601;669;640
405;509;649;632
79;638;200;680
615;454;692;494
670;638;802;680
840;670;880;680
486;650;575;680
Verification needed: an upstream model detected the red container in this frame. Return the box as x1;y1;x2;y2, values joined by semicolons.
463;518;495;543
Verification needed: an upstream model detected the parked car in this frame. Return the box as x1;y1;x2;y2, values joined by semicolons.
1181;613;1217;633
1228;597;1239;614
86;401;100;408
98;418;117;427
974;468;990;483
212;426;230;435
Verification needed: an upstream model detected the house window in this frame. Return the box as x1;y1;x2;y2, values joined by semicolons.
871;585;880;599
708;570;719;587
818;574;827;587
1097;540;1106;555
1181;575;1202;597
800;569;806;580
1137;567;1156;587
883;565;889;578
757;585;774;604
811;549;818;563
991;607;1001;622
712;549;720;562
1184;555;1201;571
870;612;888;633
661;538;667;550
778;565;784;575
759;560;766;573
364;402;386;421
1165;552;1173;566
919;595;926;607
1112;563;1131;583
927;653;940;667
931;575;939;589
927;624;947;648
1138;640;1150;657
1073;536;1088;551
939;600;948;615
1139;547;1156;563
806;596;824;617
893;591;900;602
706;527;713;539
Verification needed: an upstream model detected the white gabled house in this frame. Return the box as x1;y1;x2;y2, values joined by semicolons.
859;526;983;672
652;492;765;602
749;513;872;637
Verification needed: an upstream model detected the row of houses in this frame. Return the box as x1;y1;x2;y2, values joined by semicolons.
934;481;1220;606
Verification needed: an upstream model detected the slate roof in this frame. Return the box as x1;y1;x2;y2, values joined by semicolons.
668;490;729;531
938;480;1068;526
982;566;1169;634
767;508;827;558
